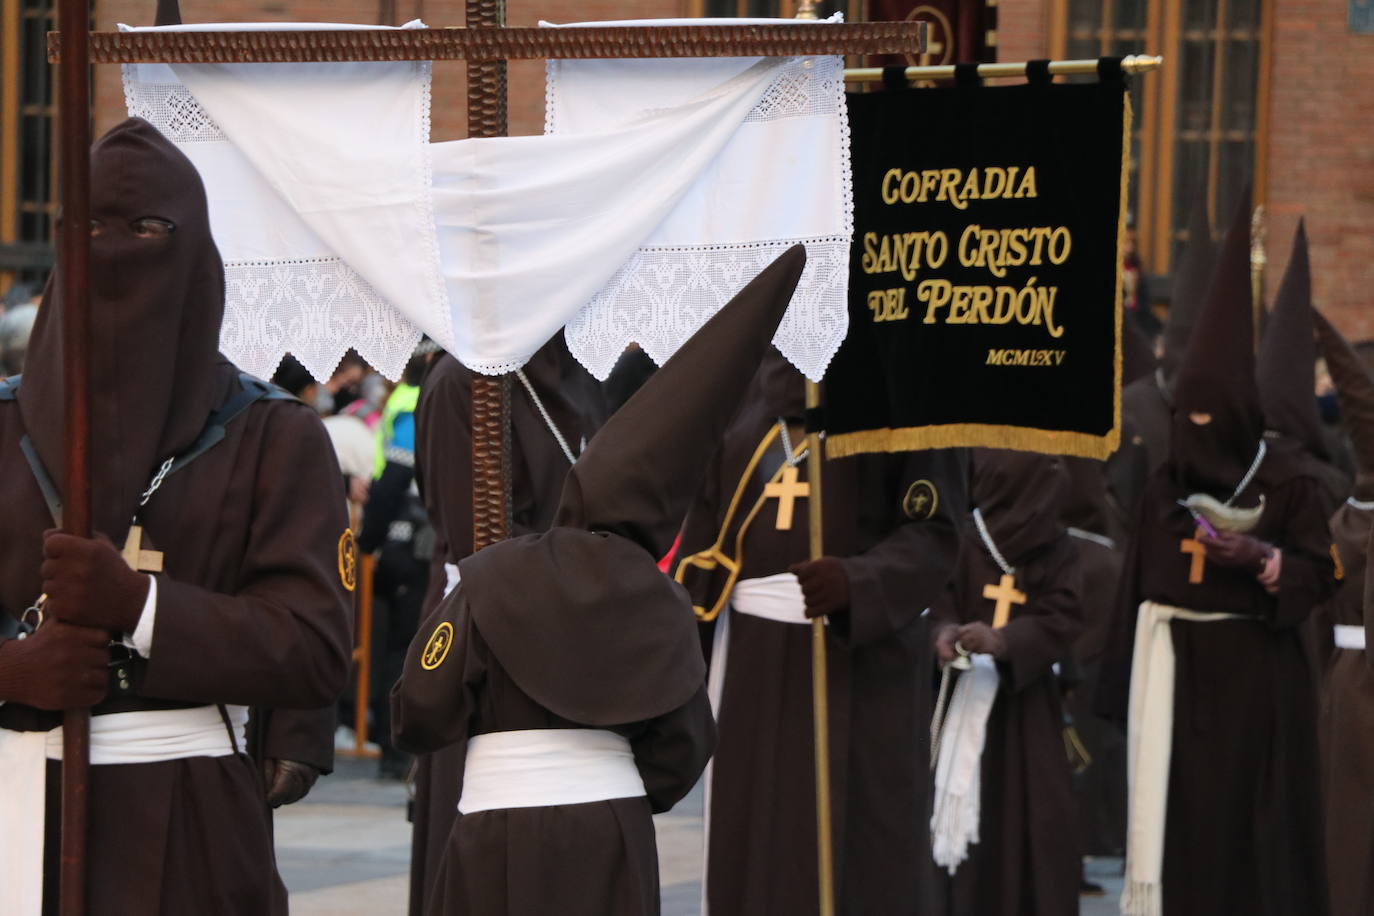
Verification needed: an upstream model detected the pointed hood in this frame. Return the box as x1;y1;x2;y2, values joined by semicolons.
448;246;807;730
18;118;233;541
1161;199;1218;383
556;245;808;558
973;448;1069;563
1258;222;1326;458
1315;309;1374;499
1169;187;1264;496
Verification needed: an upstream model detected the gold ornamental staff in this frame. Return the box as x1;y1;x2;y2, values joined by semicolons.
804;380;835;916
844;53;1164;83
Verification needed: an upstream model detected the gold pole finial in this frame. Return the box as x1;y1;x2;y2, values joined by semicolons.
795;0;819;19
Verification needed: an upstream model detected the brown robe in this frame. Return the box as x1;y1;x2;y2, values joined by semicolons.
1318;503;1374;916
1061;458;1129;857
929;530;1083;916
677;355;965;916
408;346;587;915
1100;465;1335;916
0;118;353;915
393;530;715;916
0;382;354;914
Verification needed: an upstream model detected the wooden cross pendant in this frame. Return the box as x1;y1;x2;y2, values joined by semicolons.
121;525;164;574
982;573;1026;628
764;465;811;530
1180;528;1206;585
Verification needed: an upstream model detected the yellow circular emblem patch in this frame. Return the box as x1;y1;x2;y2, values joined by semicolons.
902;479;939;520
421;622;454;671
338;530;358;592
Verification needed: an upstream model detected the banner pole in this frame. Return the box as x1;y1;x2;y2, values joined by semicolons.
844;53;1163;83
55;0;92;910
805;380;835;916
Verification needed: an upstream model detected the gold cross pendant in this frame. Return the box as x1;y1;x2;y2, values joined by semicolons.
763;465;811;531
1179;528;1206;585
121;525;164;574
982;572;1027;629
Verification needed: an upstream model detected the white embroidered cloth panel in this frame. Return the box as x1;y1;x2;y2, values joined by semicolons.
120;18;851;382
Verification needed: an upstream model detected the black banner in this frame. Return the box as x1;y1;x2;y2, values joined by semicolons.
825;75;1130;460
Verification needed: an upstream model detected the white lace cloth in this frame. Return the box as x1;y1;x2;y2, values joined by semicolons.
930;653;999;874
122;20;437;381
121;19;849;382
546;17;852;382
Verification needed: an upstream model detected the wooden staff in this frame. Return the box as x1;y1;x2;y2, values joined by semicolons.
804;380;834;916
55;0;92;910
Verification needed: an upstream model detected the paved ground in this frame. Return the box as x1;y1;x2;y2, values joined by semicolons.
279;756;1123;914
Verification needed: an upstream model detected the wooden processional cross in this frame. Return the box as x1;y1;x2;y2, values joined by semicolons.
50;6;925;915
766;465;811;530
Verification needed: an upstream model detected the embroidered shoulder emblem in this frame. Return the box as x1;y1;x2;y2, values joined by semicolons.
902;479;939;520
1331;543;1345;581
338;530;358;592
421;622;454;671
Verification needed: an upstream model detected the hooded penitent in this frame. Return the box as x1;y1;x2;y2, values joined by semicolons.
1259;222;1327;459
1160;199;1219;385
972;448;1070;564
1315;309;1374;501
446;245;808;727
1168;187;1267;511
17;118;234;543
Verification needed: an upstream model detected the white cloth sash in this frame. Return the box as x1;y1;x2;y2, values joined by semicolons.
1334;624;1366;651
730;572;809;625
930;654;999;873
457;729;645;814
0;705;246;916
1123;601;1247;916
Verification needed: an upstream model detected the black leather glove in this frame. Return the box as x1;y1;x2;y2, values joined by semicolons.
262;758;321;808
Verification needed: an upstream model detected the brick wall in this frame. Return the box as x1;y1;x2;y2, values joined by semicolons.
1264;0;1374;340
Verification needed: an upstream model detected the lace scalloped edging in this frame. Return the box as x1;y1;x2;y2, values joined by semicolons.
564;236;850;384
413;58;453;353
218;256;423;383
831;54;854;239
543;59;560;136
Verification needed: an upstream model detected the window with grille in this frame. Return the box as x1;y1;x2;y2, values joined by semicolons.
1;0;57;296
1051;0;1269;286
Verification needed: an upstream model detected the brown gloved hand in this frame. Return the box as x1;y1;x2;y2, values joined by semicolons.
789;557;851;618
0;622;110;710
41;530;150;634
262;758;321;808
933;623;961;666
956;622;1009;659
1200;531;1274;574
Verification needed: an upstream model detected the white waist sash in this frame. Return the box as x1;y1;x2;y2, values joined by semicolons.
1335;624;1366;651
731;572;808;625
458;728;645;815
1124;601;1248;916
0;705;246;916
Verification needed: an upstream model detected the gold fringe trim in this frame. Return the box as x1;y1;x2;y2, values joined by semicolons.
826;422;1120;460
1110;84;1134;461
